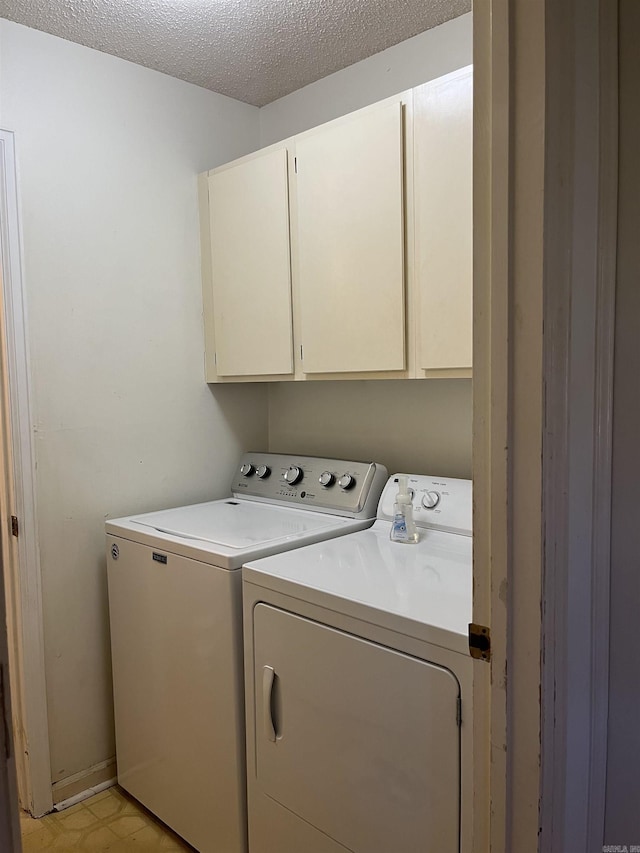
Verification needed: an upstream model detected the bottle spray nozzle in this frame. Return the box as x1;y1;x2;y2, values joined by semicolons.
395;475;412;504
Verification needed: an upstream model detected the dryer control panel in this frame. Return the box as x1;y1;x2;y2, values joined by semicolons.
379;473;472;537
231;453;388;519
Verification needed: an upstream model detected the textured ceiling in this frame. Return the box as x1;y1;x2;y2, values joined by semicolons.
0;0;471;106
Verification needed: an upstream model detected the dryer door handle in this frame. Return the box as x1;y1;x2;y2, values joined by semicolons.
263;665;277;742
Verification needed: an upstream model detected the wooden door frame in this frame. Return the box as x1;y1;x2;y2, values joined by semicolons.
472;1;510;849
474;0;547;847
474;1;617;849
0;129;53;818
0;547;21;851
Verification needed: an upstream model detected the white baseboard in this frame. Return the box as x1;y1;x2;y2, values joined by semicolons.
51;758;117;807
53;777;117;812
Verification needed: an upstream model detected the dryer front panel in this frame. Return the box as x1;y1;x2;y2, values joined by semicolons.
252;603;460;853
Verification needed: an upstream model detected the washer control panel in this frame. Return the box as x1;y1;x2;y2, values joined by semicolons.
379;473;472;536
231;453;388;518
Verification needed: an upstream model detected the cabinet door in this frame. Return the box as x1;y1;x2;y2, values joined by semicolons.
295;102;405;374
253;604;460;853
415;68;473;370
209;148;293;376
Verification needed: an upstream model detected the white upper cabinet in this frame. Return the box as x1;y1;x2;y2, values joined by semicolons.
199;68;473;383
207;148;293;377
414;67;473;372
294;102;406;374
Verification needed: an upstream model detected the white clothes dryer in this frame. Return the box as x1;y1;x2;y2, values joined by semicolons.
105;453;387;853
242;473;473;853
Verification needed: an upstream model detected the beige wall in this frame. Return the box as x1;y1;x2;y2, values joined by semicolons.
0;20;266;794
269;381;472;479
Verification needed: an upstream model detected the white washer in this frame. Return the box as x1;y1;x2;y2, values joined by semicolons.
242;473;473;853
105;453;387;853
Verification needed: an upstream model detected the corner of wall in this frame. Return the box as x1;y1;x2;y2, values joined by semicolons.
258;11;472;146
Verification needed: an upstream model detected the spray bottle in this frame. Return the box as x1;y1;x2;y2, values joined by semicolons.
389;475;419;544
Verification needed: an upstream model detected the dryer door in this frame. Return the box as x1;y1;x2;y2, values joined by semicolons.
253;603;460;853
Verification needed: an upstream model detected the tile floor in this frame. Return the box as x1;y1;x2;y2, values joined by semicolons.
20;785;194;851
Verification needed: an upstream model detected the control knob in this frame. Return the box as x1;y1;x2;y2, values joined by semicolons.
284;466;303;486
256;465;271;479
422;490;441;510
338;474;356;491
240;463;255;477
318;471;335;488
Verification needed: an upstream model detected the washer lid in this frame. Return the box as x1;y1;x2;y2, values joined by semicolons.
131;499;348;549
